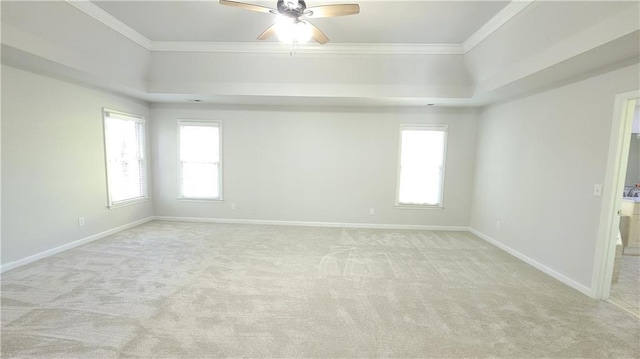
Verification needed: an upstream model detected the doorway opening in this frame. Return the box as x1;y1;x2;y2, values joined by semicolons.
593;90;639;317
610;103;640;317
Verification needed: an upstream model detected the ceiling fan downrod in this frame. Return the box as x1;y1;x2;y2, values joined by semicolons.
277;0;307;18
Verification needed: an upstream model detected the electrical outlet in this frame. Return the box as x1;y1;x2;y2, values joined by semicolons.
495;221;501;230
369;208;375;215
78;217;85;227
231;203;236;210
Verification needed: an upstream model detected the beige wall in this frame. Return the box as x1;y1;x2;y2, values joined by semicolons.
150;105;478;227
1;66;153;265
470;64;640;290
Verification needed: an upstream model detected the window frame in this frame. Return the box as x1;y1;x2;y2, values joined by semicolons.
102;108;149;209
177;119;223;201
395;124;448;209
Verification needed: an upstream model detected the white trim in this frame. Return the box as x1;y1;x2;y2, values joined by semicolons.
153;216;469;231
0;217;155;273
103;108;149;208
469;228;594;298
103;109;145;122
64;0;152;50
151;41;465;55
462;0;534;53
606;299;640;319
62;0;521;56
394;204;445;210
592;90;640;299
108;197;150;210
177;198;225;203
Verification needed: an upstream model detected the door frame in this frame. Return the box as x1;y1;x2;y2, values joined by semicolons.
592;89;639;299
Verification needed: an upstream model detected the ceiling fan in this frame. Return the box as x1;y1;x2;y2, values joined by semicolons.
219;0;360;45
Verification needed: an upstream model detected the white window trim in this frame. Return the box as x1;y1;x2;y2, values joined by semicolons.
102;108;149;209
395;124;448;209
177;119;224;201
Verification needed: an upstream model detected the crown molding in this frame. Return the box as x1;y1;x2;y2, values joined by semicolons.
463;0;534;53
65;0;152;50
64;0;527;55
151;41;464;55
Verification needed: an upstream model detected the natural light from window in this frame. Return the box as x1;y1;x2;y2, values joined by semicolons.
103;110;147;207
397;126;447;206
179;121;221;199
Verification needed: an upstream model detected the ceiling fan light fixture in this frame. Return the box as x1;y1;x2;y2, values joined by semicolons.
294;21;312;42
219;0;360;45
276;18;312;43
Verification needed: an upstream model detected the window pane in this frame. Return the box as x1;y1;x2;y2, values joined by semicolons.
179;126;219;162
398;128;446;205
181;163;219;198
179;122;221;199
104;111;146;206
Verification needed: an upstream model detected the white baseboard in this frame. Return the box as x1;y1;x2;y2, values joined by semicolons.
1;216;155;273
468;228;594;298
153;216;470;232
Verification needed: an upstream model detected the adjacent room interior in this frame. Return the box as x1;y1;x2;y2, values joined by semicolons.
610;103;640;316
1;0;639;357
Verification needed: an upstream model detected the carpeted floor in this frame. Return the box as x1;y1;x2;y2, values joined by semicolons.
609;254;640;318
2;221;639;358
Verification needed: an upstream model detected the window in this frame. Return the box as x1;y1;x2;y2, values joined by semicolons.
103;109;147;208
178;120;222;200
396;125;447;207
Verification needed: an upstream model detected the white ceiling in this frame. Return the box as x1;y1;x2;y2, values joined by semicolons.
2;1;637;107
93;0;509;44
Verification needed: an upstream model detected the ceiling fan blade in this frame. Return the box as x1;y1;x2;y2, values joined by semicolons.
308;22;329;45
305;4;360;18
219;0;275;14
257;23;278;40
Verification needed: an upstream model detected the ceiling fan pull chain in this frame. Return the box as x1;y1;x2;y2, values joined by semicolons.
289;39;296;56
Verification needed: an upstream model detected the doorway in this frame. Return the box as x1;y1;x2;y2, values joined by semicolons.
593;90;639;316
609;102;640;317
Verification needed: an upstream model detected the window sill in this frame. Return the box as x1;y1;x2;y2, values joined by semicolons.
108;197;149;209
177;197;224;203
395;203;444;210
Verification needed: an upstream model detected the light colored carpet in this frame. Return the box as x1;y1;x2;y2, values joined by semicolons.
609;254;640;318
2;221;639;358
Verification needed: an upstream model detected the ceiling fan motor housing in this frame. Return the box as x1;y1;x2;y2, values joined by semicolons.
277;0;307;18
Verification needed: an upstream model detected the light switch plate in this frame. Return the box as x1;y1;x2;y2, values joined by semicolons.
593;184;603;196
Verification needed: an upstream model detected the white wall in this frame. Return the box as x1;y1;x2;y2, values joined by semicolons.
151;105;477;227
470;64;640;291
2;1;150;94
1;65;153;266
148;51;473;100
465;1;639;95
